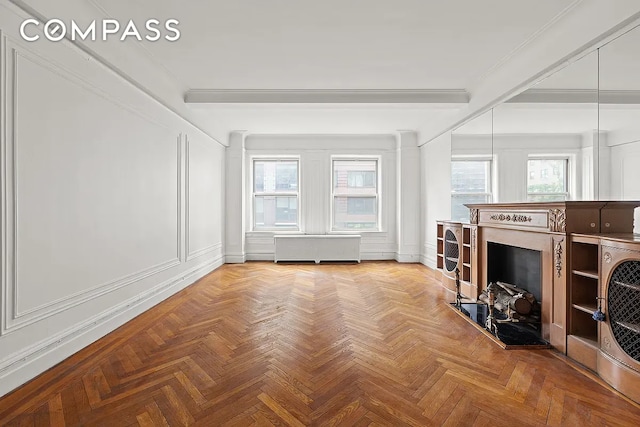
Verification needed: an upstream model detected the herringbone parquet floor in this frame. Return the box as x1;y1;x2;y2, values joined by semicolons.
1;262;640;426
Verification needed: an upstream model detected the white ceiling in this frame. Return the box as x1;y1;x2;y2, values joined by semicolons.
86;0;583;138
14;0;640;141
100;0;577;90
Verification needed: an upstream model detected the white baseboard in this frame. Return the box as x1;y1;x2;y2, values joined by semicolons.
360;251;396;260
395;253;421;263
245;252;399;262
0;255;224;398
225;253;247;263
420;254;432;267
245;253;275;261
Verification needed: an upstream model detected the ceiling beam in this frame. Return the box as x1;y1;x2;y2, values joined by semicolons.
508;89;640;104
184;89;469;104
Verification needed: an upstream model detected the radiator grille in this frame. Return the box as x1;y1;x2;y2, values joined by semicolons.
608;261;640;362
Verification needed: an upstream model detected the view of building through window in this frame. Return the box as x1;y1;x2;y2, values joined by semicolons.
451;160;492;222
527;158;568;202
332;159;379;230
253;160;299;229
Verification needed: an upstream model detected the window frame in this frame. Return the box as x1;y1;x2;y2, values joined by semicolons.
330;156;381;232
526;156;570;202
450;156;493;223
251;157;301;231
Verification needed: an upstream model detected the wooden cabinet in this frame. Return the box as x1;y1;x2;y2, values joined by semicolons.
565;234;640;404
436;221;462;293
436;221;476;298
598;237;640;405
567;234;600;370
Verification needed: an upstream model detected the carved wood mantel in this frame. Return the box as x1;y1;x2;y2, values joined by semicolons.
463;201;640;353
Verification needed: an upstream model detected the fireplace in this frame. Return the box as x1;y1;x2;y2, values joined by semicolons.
440;201;640;351
453;238;548;348
487;242;542;303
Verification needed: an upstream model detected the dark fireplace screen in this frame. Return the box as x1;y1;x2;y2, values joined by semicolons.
608;261;640;362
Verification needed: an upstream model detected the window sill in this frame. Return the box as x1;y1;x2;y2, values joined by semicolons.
245;230;387;238
246;230;303;237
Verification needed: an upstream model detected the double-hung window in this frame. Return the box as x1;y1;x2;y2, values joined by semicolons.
527;157;569;202
332;158;379;230
451;158;492;222
253;159;299;230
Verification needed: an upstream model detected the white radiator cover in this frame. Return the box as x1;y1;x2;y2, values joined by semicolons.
274;235;361;263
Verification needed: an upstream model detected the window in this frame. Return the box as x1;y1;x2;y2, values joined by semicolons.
451;159;492;222
527;158;568;202
253;159;299;229
332;159;379;230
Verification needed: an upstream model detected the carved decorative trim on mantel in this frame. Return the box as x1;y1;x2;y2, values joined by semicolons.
489;213;532;223
470;209;479;225
554;238;564;278
471;227;477;251
548;209;566;232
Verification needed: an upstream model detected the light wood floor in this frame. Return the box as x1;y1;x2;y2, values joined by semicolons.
1;261;640;426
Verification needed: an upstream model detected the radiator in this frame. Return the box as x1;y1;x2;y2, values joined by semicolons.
274;235;361;263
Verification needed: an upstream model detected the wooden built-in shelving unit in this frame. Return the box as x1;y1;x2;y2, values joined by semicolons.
567;234;601;370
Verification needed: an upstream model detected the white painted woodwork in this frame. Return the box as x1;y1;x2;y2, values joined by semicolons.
235;134;416;261
274;235;361;263
422;132;452;268
0;9;224;398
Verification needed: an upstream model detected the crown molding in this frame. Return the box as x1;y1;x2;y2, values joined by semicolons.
184;89;469;104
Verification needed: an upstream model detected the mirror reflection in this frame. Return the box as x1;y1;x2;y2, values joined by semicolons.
492;50;598;203
450;109;494;222
451;24;640;225
599;24;640;231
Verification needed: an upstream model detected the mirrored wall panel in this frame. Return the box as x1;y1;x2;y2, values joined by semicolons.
450;109;493;222
599;24;640;231
450;23;640;223
492;50;598;202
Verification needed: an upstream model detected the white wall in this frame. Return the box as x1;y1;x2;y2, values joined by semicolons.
226;134;420;261
0;9;224;397
422;132;452;268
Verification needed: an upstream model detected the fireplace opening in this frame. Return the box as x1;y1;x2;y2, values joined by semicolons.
487;242;542;303
449;241;548;348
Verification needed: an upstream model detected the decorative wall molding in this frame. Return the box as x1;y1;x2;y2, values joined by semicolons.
0;255;223;394
186;243;223;262
184;136;222;261
3;0;224;147
177;133;183;262
0;22;226;397
0;29;8;336
184;135;190;262
12;46;174;132
3;44;184;333
7;258;181;332
185;89;470;104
